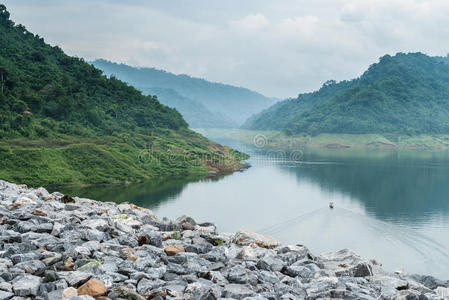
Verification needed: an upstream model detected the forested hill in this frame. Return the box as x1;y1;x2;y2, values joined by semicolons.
435;54;449;65
0;5;186;138
244;53;449;135
0;5;246;187
91;59;276;125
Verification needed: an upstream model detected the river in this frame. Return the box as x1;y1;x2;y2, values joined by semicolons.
60;134;449;279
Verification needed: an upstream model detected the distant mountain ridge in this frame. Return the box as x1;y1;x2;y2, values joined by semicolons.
146;87;237;128
91;59;277;126
244;53;449;135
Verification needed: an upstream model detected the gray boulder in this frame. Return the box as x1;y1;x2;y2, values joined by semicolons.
223;284;255;299
12;274;41;296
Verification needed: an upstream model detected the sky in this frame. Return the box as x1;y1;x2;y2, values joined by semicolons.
3;0;449;98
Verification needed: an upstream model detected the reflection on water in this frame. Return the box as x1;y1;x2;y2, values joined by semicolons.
57;176;227;210
58;139;449;279
282;149;449;224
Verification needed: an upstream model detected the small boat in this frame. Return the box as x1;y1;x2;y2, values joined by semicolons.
329;202;334;209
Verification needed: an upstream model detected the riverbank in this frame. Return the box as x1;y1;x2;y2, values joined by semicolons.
0;180;448;299
197;128;449;151
0;130;248;188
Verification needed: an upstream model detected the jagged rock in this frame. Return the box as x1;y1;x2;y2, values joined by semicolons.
0;259;13;270
43;270;59;283
435;287;449;298
69;296;95;300
63;257;75;270
151;218;180;231
223;284;255;299
134;256;158;271
177;215;197;226
165;283;186;297
62;271;91;286
77;278;106;297
256;255;285;272
320;249;377;277
31;209;47;217
206;271;228;286
136;278;165;296
284;264;314;278
15;260;45;274
47;289;64;300
41;252;62;265
62;287;78;299
80;219;108;231
0;290;14;300
408;274;449;290
182;222;195;231
336;262;373;277
227;265;258;285
0;282;13;292
141;231;163;248
12;274;41;296
0;180;446;300
164;245;185;256
73;246;91;257
38;279;68;296
119;247;135;259
258;270;279;284
305;276;339;296
232;231;280;249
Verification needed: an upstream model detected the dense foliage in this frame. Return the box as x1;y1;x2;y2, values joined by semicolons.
244;53;449;135
0;5;246;187
145;87;236;128
0;5;187;139
92;59;276;125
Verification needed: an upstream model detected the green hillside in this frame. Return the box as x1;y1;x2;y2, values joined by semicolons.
0;5;247;187
146;87;236;128
91;59;276;125
244;53;449;135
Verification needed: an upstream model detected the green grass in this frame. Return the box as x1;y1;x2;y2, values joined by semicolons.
172;231;182;240
79;258;103;271
0;129;248;187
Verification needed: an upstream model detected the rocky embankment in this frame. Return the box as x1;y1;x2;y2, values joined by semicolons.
0;180;448;300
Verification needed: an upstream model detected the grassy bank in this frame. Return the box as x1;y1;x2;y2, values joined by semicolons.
197;128;449;151
0;129;248;187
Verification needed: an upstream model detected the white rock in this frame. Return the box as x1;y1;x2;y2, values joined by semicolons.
435;287;449;297
12;274;41;296
80;219;108;231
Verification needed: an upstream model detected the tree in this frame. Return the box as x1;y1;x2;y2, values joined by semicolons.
323;80;336;87
0;5;12;26
0;5;9;19
0;66;6;94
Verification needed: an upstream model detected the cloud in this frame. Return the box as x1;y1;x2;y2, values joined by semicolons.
2;0;449;98
230;14;270;31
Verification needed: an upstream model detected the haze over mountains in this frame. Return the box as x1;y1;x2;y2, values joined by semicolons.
145;87;236;128
92;59;277;128
244;53;449;136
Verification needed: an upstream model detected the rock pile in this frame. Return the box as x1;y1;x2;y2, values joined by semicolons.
0;180;448;300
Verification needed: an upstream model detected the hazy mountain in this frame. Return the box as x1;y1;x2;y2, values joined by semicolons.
91;59;277;126
145;87;236;128
244;53;449;135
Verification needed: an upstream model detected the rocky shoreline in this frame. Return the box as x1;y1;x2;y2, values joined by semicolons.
0;180;448;300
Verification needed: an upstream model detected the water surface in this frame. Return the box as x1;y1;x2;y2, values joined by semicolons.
60;137;449;279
